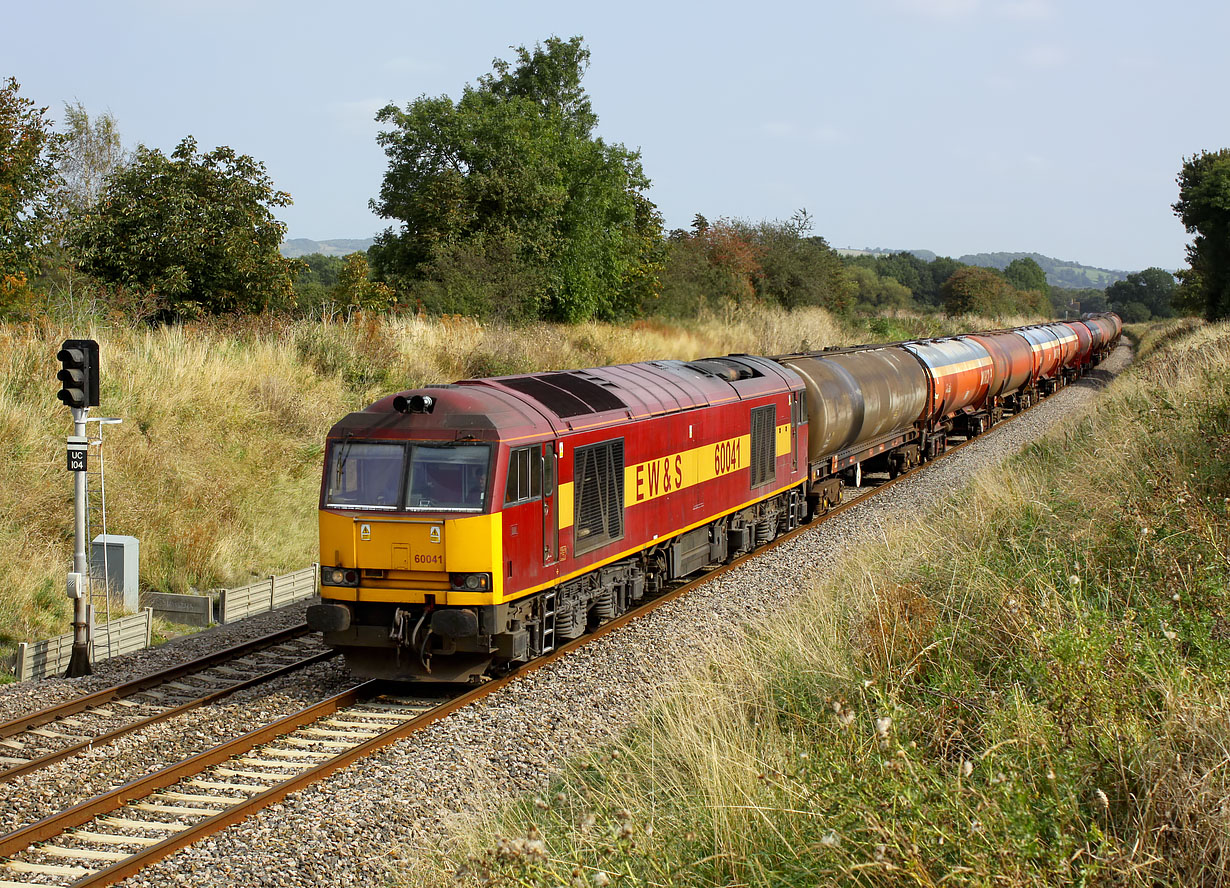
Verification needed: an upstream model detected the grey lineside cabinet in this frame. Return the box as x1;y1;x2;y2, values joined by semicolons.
90;534;139;611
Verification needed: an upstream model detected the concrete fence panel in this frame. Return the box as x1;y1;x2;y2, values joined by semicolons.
221;565;318;623
15;609;153;682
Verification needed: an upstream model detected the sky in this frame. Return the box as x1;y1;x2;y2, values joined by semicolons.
7;0;1227;273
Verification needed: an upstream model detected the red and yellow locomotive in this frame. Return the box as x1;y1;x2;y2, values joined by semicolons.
310;356;808;680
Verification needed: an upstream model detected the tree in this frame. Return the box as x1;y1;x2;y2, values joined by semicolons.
1004;256;1048;296
1104;267;1176;321
748;210;853;313
69;136;295;319
843;252;966;310
333;252;395;313
370;36;663;322
926;257;964;305
942;266;1009;316
1173;149;1230;320
57;102;126;216
0;77;63;281
1117;301;1151;323
655;216;762;318
1049;286;1108;317
847;264;913;311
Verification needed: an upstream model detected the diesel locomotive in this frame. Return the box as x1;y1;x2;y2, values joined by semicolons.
308;314;1122;681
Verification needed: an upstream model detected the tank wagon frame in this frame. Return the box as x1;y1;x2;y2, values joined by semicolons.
310;314;1121;682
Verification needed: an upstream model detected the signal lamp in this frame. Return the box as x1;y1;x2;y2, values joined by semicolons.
322;567;359;587
56;339;100;409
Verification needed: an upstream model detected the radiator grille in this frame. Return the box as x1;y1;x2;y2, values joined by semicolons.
750;405;776;488
574;439;625;554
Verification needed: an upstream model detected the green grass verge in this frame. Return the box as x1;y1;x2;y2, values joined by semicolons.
436;321;1230;887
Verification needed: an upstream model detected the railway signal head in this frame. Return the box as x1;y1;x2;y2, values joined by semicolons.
56;339;100;409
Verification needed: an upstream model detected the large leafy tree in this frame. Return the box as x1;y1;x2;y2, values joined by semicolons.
370;36;663;322
748;211;853;313
69;136;294;318
943;266;1005;316
1174;149;1230;320
1104;267;1176;321
1003;256;1048;296
0;77;63;280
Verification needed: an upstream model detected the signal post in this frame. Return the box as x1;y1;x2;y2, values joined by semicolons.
57;339;100;678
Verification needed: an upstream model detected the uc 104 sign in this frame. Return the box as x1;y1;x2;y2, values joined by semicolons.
67;437;88;472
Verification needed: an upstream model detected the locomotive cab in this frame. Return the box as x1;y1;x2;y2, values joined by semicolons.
309;384;558;682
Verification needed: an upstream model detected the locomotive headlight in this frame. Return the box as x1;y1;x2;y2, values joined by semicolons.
449;572;491;592
322;567;359;587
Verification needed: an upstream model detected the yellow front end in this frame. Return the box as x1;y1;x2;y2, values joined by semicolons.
319;509;505;605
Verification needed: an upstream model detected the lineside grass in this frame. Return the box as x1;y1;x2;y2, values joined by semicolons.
432;321;1230;887
1;306;1007;673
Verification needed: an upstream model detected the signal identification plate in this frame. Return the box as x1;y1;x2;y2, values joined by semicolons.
67;439;88;472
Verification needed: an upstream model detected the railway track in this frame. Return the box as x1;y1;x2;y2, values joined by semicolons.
0;381;1075;887
0;683;448;886
0;626;335;784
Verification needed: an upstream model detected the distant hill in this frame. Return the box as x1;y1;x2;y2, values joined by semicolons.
837;247;937;262
837;247;1130;290
957;251;1129;290
280;238;374;258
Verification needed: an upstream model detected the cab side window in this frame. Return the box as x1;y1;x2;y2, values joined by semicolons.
504;447;542;505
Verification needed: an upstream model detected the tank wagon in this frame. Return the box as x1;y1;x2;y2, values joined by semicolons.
310;314;1121;681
